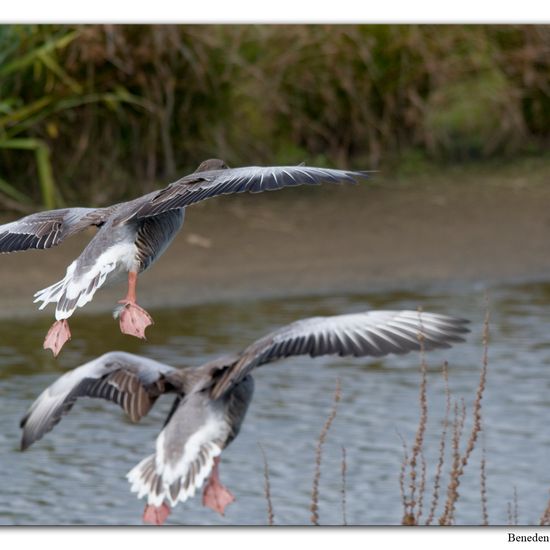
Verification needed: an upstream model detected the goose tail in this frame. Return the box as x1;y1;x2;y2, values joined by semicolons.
33;262;77;315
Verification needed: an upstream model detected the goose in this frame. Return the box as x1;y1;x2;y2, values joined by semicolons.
20;309;469;525
0;159;370;356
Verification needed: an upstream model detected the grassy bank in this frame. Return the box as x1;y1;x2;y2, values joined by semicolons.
1;24;550;210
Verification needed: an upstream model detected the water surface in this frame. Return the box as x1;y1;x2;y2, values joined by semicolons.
1;283;549;525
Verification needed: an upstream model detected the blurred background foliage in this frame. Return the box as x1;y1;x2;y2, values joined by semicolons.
0;24;549;210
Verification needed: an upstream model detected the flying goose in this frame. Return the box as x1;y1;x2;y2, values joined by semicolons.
0;160;370;356
20;309;469;525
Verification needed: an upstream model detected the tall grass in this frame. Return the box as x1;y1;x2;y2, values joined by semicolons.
1;25;550;209
540;494;550;526
341;447;348;526
310;378;341;525
399;306;490;525
257;310;550;525
258;443;275;525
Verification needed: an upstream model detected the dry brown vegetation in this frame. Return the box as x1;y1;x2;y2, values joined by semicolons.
341;446;348;526
310;378;341;525
399;303;549;526
258;304;550;526
540;493;550;526
258;443;275;526
399;305;489;525
2;25;550;209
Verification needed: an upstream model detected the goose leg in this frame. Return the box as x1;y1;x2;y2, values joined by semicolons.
202;457;235;516
116;271;153;339
43;319;71;357
142;502;171;526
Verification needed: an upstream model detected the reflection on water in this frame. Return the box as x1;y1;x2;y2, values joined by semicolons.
0;283;549;525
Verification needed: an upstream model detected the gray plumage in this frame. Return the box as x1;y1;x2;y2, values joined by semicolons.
0;207;108;253
20;309;469;512
0;159;369;321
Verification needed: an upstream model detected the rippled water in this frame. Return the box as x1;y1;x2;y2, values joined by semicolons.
1;283;549;525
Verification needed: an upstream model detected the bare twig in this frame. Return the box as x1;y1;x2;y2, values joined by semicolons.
258;443;275;526
417;449;427;524
341;446;348;526
310;378;341;525
480;441;489;526
398;431;414;524
539;491;550;526
507;488;518;526
400;311;431;525
439;398;466;525
440;299;490;525
461;300;490;468
426;361;451;525
512;487;519;525
408;323;429;519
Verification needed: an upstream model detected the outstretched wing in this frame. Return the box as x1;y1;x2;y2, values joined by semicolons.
0;207;109;253
20;351;184;450
129;165;371;220
210;310;470;399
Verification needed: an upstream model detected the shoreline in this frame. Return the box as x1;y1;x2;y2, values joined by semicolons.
2;170;550;320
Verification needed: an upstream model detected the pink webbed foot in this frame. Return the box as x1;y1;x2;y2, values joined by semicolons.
143;503;171;526
43;320;71;357
117;301;153;339
202;476;235;516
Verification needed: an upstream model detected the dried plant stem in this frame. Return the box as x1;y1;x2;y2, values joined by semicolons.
461;304;490;466
507;488;519;525
539;491;550;526
426;361;451;525
439;398;466;525
258;443;275;526
417;449;427;523
408;333;428;516
439;302;490;525
400;314;433;526
398;432;411;524
480;441;489;526
310;378;342;526
512;487;519;525
341;447;348;526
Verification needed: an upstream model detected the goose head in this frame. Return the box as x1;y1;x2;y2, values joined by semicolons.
194;159;229;173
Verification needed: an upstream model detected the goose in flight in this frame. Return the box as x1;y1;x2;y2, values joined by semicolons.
0;159;370;356
20;309;469;525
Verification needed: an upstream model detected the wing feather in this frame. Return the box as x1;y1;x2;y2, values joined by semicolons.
129;165;370;220
20;352;183;450
0;207;109;253
210;310;470;399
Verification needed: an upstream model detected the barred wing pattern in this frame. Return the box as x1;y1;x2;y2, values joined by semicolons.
0;207;108;253
210;310;470;399
131;165;371;219
20;351;182;450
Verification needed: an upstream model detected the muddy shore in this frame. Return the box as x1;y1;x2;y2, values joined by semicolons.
1;166;550;319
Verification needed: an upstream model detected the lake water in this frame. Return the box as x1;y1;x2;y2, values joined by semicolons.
0;282;549;526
